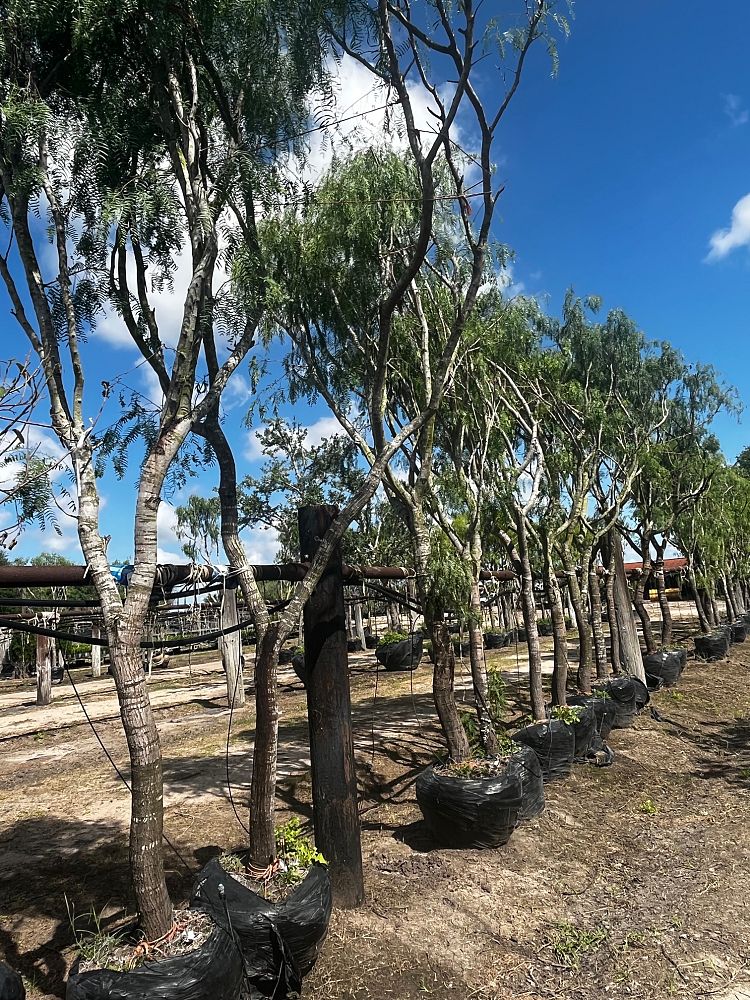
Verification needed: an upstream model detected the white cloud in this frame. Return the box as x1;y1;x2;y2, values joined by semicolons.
241;526;280;565
723;93;749;127
157;501;185;563
300;55;472;185
706;192;750;261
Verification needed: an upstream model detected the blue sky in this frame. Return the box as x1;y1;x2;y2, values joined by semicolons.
3;1;750;563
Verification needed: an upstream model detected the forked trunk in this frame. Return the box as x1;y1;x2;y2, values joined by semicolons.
633;571;657;653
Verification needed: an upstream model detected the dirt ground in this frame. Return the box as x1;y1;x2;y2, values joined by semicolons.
1;609;749;999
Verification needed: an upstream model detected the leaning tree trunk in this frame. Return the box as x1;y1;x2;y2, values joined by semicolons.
544;536;569;707
610;532;646;682
561;544;592;695
732;577;745;616
588;558;608;679
688;567;711;634
633;569;658;653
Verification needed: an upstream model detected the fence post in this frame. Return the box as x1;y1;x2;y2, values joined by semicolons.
299;505;364;908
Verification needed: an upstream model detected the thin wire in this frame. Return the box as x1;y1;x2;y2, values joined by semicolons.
63;664;193;874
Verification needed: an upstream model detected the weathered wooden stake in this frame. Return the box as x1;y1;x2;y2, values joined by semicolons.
91;623;101;678
220;578;244;708
299;505;364;908
36;631;53;706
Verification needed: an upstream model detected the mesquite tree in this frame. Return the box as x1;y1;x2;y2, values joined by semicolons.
264;2;568;760
0;0;350;937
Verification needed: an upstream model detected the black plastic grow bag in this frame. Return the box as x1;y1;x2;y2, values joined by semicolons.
191;860;331;980
291;652;307;686
347;638;363;653
505;746;545;820
731;621;747;644
594;678;637;729
643;652;681;688
0;963;24;1000
569;704;596;758
375;634;423;671
567;695;618;741
630;676;651;711
694;632;730;661
66;921;243;1000
511;720;575;782
364;634;379;650
415;763;522;848
483;632;505;650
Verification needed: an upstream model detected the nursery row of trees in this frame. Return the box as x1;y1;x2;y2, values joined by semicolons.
1;0;746;944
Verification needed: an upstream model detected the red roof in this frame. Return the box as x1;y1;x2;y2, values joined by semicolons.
623;558;688;574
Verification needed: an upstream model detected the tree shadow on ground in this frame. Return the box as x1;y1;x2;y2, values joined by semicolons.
661;713;750;790
0;815;199;998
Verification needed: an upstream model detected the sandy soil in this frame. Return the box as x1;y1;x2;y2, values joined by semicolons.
1;611;749;999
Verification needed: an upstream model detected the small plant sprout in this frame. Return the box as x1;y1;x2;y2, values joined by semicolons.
639;798;658;815
549;921;608;969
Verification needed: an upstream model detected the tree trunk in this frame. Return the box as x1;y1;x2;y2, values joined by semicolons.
611;532;646;682
561;545;592;695
701;588;715;628
430;617;469;760
604;539;621;675
110;640;173;939
91;624;101;678
514;511;544;720
501;594;513;631
36;632;53;706
488;598;497;631
544;536;569;707
722;572;738;621
633;571;657;653
410;504;468;761
220;580;244;708
651;543;673;647
732;578;745;616
387;602;401;631
688;568;710;634
588;558;608;679
468;575;498;754
249;621;281;863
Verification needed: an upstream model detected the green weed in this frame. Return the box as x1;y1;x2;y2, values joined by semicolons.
549;921;608;968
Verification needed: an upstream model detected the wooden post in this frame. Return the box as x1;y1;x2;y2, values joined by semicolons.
220;579;245;708
36;631;53;706
299;505;364;909
91;623;101;678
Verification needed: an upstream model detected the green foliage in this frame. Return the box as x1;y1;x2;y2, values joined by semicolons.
487;667;508;721
378;631;408;647
275;818;326;882
638;798;658;815
66;898;131;973
550;705;582;725
424;531;472;621
549;921;608;969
